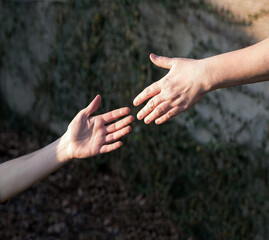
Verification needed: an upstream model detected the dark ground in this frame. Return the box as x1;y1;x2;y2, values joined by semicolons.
0;123;186;240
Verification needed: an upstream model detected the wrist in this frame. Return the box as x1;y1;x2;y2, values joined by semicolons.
57;133;73;163
200;54;228;93
197;58;215;93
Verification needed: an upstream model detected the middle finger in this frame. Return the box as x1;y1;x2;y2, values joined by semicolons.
137;94;164;120
106;115;134;133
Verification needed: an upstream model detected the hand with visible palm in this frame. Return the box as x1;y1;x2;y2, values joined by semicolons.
64;95;133;159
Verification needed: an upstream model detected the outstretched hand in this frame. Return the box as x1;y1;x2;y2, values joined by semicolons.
65;95;134;159
133;53;208;124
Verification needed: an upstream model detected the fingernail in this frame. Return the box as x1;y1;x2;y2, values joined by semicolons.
137;114;141;120
145;118;150;124
133;99;138;106
150;53;158;59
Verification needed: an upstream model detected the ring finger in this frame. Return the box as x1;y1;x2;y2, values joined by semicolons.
106;115;134;133
105;126;132;143
144;101;171;124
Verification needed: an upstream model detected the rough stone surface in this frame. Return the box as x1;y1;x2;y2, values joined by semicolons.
1;71;35;115
171;0;269;147
138;1;193;57
0;2;55;118
205;0;269;21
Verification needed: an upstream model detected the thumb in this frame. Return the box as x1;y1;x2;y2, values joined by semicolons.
150;53;174;69
85;94;101;116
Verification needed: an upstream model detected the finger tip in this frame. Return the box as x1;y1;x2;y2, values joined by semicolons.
94;95;101;104
133;100;138;106
150;53;157;60
122;107;130;115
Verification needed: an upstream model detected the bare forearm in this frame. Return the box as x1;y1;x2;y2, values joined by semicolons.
204;38;269;92
0;95;133;203
0;135;70;202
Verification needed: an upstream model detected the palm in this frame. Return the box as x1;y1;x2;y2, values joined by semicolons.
66;95;133;159
68;115;105;158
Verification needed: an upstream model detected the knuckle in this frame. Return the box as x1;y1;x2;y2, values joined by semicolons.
157;107;163;115
163;76;171;84
149;100;155;110
167;112;173;119
163;81;172;92
145;87;151;95
124;117;128;124
179;100;188;110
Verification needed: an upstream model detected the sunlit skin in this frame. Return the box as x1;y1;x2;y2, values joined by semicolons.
0;95;134;203
65;94;133;158
134;38;269;124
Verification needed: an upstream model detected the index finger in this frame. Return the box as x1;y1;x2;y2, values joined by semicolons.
133;82;160;106
101;107;131;124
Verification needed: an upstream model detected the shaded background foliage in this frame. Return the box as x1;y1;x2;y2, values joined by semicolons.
1;0;269;239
